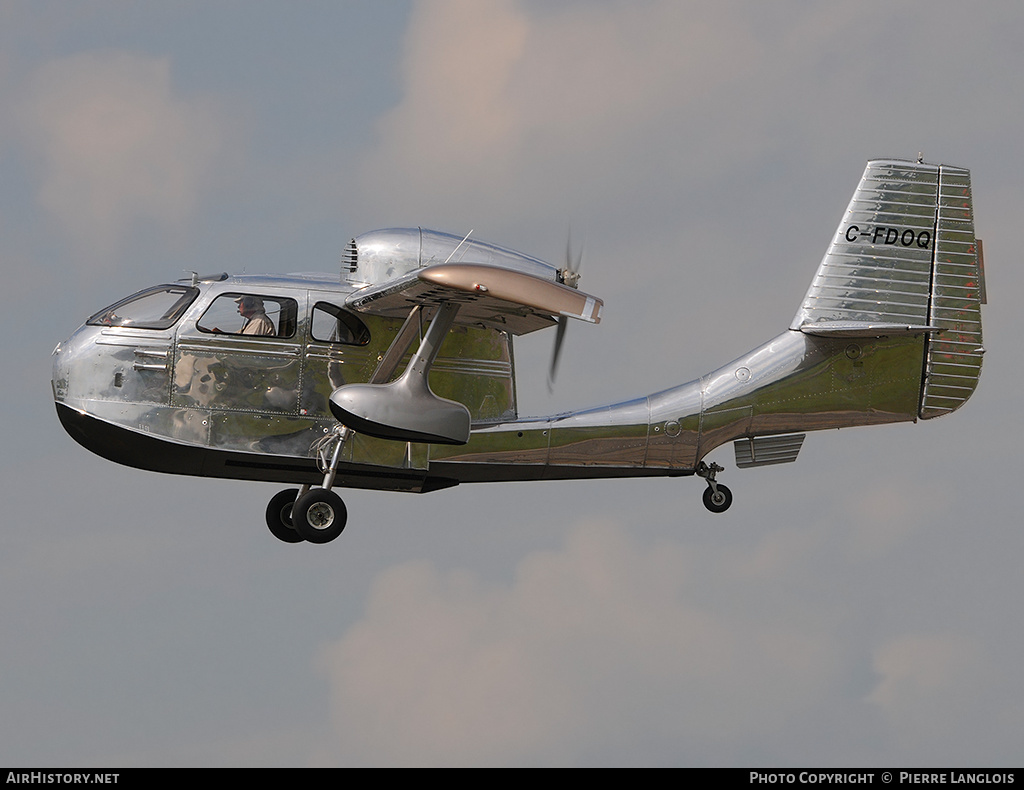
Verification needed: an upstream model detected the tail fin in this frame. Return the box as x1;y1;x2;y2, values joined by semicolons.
791;159;985;419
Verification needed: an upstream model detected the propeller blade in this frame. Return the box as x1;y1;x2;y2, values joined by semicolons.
561;228;584;287
568;231;583;276
547;315;568;393
549;229;585;392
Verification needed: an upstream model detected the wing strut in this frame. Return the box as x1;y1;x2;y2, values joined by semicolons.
369;304;424;385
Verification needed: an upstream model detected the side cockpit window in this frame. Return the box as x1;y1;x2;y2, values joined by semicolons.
311;302;370;346
88;286;199;330
196;293;298;338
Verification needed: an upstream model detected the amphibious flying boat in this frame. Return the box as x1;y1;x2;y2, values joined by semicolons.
52;159;985;543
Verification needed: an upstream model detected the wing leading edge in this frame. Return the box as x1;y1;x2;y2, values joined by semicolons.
346;261;603;335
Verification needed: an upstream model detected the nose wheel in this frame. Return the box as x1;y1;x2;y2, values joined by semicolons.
696;461;733;513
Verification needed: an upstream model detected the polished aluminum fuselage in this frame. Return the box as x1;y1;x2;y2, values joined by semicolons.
52;159;985;494
435;329;923;482
52;271;922;493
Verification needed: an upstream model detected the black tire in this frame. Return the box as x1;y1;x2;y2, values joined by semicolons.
266;488;305;543
702;484;733;514
292;489;347;544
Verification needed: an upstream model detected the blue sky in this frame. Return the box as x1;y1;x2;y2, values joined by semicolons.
1;0;1022;766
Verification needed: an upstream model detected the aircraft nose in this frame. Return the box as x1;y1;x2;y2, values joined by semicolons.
51;339;69;402
51;326;94;406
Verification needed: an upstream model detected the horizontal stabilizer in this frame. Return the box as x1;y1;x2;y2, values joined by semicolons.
798;321;940;338
734;434;805;469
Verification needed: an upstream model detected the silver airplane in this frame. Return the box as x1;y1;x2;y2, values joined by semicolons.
52;158;985;544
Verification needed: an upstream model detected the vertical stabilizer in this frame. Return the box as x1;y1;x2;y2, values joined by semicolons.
791;159;984;418
792;159;941;331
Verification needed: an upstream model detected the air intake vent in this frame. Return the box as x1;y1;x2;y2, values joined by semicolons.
341;238;358;278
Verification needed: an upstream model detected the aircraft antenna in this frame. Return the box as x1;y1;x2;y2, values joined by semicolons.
444;229;474;264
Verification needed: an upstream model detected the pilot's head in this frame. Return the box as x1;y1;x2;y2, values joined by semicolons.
235;296;264;316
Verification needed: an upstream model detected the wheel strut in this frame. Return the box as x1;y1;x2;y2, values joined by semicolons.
313;424;351;493
265;427;353;544
696;460;733;513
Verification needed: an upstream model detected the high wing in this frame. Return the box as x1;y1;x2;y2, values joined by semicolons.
341;228;603;334
346;262;602;334
327;228;604;446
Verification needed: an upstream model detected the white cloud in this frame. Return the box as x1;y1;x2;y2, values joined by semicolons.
315;511;1024;766
358;0;763;225
21;50;225;260
316;521;840;766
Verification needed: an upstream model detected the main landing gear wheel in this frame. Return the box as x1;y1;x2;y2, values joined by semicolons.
266;488;304;543
292;488;348;544
702;484;733;514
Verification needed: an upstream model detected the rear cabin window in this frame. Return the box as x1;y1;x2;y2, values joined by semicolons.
310;302;370;346
88;285;199;330
196;293;298;338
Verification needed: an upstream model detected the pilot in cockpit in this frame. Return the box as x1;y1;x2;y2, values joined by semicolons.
236;296;275;336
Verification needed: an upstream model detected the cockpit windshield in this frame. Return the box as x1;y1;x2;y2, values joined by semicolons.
88;285;199;330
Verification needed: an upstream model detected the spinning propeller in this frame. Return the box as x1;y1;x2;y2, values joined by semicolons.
548;230;585;392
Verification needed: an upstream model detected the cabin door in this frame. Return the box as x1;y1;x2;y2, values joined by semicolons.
170;291;307;452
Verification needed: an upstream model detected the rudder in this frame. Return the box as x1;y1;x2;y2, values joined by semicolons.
919;165;985;418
